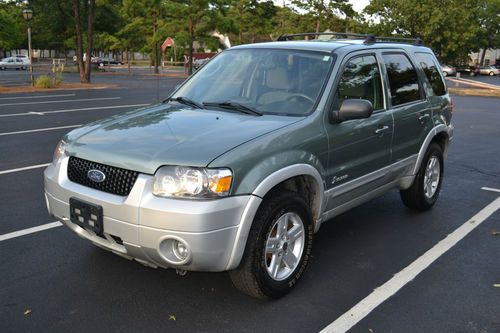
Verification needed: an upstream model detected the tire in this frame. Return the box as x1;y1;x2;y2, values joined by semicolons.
229;190;313;299
442;71;448;77
489;72;494;76
400;143;444;211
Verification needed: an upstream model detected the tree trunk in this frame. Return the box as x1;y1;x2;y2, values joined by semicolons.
188;19;194;75
84;0;96;83
152;10;159;74
315;19;320;34
73;0;85;83
480;47;487;66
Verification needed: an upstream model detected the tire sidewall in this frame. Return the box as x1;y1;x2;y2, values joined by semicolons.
253;194;313;298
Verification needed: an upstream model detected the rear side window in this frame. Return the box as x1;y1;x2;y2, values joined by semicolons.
382;53;421;106
415;53;446;96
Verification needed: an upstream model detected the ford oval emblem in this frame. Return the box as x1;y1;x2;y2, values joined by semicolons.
87;169;106;183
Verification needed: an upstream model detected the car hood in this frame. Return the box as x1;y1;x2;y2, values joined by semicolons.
64;103;302;174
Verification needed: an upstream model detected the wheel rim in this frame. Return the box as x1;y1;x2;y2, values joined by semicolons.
264;212;305;281
424;155;440;199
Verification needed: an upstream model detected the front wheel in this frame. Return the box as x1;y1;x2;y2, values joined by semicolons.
229;190;313;299
400;143;444;211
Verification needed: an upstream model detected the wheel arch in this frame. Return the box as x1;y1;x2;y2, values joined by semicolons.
225;164;325;270
412;124;453;175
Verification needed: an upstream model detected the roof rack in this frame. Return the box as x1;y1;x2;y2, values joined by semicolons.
276;32;423;46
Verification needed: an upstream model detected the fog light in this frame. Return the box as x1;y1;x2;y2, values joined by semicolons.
172;240;189;260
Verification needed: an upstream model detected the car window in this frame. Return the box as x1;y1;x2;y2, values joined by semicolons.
415;53;446;96
382;53;422;106
335;55;384;111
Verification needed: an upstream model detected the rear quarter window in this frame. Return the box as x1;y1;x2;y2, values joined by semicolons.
414;52;446;96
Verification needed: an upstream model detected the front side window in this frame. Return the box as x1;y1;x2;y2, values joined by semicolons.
173;49;334;116
415;52;446;96
335;55;384;110
383;53;422;106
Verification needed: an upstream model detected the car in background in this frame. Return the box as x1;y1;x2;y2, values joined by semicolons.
441;64;456;76
193;58;210;70
0;57;28;70
96;57;124;66
456;66;480;77
478;66;499;76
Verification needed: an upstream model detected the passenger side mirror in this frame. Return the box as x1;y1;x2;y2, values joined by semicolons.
330;99;373;123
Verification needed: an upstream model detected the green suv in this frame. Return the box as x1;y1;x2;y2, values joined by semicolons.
44;33;453;299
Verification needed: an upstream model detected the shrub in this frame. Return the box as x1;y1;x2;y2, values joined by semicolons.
34;75;53;88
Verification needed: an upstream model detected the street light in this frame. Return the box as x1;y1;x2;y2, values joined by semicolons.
22;9;34;86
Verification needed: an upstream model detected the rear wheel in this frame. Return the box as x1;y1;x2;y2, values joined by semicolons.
400;143;444;211
489;71;495;76
229;190;313;299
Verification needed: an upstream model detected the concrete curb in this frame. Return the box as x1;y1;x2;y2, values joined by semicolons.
448;78;500;90
448;87;500;98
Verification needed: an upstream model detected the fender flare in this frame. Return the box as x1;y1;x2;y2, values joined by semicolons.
225;164;325;270
412;124;453;175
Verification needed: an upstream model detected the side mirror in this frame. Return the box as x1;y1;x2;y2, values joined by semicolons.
330;99;373;123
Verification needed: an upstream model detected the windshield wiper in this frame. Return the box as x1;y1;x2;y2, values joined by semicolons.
203;101;263;116
166;96;204;109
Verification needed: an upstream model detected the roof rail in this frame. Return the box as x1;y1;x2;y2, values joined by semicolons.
276;32;423;46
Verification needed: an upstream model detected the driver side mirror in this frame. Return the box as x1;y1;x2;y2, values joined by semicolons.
330;99;373;123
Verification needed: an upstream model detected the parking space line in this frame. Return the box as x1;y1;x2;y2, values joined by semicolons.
0;124;80;136
0;93;76;100
482;187;500;193
0;221;62;242
0;97;120;107
0;163;50;175
0;103;149;117
320;196;500;333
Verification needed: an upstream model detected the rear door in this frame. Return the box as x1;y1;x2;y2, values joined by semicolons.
381;52;432;162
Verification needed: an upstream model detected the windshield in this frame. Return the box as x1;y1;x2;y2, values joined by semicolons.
172;48;334;116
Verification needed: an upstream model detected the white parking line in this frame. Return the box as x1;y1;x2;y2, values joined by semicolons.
0;124;80;136
0;93;76;100
0;163;50;175
482;187;500;193
0;96;120;107
320;196;500;333
0;221;62;242
0;103;149;117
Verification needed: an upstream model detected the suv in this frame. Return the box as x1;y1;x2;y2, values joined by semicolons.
44;33;453;299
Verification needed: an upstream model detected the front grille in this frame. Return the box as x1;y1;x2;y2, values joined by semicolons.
67;156;139;196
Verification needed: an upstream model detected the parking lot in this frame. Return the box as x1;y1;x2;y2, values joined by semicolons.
0;72;499;332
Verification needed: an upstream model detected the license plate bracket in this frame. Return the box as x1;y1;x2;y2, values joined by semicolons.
69;197;104;236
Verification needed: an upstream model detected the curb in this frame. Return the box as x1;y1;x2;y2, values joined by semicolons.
448;87;500;98
448;78;500;90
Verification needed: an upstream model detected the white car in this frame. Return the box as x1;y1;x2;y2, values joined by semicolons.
0;57;28;70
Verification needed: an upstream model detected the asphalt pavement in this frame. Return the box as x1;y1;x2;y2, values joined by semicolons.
0;73;499;333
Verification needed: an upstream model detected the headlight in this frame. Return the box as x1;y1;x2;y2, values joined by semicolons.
153;166;232;199
52;140;67;163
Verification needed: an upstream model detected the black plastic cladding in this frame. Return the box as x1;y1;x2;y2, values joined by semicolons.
67;156;139;196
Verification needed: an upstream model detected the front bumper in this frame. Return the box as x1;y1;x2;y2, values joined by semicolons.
44;156;257;271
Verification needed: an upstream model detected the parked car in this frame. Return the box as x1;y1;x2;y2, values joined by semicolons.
0;57;28;70
441;64;456;76
193;58;210;70
96;57;124;66
456;66;480;77
478;65;499;76
45;33;453;299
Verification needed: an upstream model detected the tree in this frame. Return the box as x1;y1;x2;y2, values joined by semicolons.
291;0;355;33
476;0;500;65
166;0;229;74
72;0;96;83
0;3;23;58
364;0;481;63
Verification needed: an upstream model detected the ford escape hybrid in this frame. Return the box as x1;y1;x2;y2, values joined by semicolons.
44;33;453;299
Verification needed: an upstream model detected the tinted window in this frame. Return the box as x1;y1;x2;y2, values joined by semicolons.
335;55;384;110
383;53;421;106
415;53;446;96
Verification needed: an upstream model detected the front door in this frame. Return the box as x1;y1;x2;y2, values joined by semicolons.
324;53;393;212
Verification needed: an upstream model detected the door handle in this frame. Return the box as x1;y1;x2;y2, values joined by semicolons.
375;126;389;134
418;114;430;123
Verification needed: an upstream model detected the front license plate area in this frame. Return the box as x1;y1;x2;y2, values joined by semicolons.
70;197;104;236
